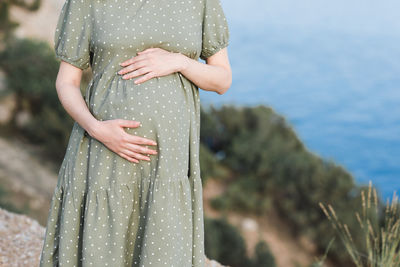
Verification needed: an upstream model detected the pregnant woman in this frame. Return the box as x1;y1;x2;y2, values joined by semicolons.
39;0;231;266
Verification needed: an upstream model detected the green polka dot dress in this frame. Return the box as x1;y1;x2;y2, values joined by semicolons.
39;0;229;266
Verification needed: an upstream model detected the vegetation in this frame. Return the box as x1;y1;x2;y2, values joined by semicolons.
0;181;25;214
0;1;90;159
0;0;42;44
200;104;370;265
204;216;275;267
251;240;276;267
0;38;74;160
320;181;400;267
199;143;231;185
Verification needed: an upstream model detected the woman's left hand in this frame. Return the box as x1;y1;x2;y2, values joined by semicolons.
118;48;188;84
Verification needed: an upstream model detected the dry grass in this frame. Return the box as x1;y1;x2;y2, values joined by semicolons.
319;181;400;267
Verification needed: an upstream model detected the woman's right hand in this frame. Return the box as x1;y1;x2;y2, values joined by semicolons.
88;119;158;163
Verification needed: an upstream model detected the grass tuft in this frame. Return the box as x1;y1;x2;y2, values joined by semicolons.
319;180;400;267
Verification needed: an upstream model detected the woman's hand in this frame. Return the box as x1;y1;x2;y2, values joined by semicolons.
89;119;158;163
117;48;189;84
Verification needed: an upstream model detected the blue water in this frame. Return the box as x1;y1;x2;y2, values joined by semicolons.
199;1;400;201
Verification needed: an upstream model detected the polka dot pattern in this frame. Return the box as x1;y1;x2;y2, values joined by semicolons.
40;0;229;266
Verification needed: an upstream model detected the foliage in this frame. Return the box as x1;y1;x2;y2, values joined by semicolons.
200;104;368;264
0;182;25;214
204;216;249;266
0;38;75;160
199;143;231;184
310;237;335;267
320;181;400;267
204;216;275;267
251;240;276;267
0;0;42;43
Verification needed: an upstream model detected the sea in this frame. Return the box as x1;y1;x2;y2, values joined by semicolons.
199;0;400;201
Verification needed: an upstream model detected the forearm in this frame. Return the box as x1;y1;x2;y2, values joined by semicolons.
56;83;100;136
177;53;231;95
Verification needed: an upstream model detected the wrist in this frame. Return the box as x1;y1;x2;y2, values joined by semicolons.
86;119;102;138
176;52;190;72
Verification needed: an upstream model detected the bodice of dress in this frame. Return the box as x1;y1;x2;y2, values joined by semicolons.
54;0;230;75
90;0;204;76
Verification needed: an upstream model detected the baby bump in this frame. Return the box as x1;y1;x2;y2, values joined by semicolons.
88;73;191;179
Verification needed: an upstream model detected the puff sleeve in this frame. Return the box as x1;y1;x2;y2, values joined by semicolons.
199;0;230;60
54;0;92;70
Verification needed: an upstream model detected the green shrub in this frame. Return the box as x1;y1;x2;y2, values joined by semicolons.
204;216;276;267
0;38;76;160
204;216;251;267
251;240;276;267
0;183;25;214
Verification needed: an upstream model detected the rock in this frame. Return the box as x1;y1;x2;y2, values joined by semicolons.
0;208;229;267
0;208;45;267
241;217;258;232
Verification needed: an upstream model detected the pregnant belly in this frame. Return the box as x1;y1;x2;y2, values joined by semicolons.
87;72;191;177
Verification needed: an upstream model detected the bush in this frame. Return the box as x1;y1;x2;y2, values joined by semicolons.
0;38;80;160
251;240;276;267
204;216;250;267
200;104;368;264
204;216;276;267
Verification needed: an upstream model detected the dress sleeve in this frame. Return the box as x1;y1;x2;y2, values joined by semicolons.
54;0;92;70
199;0;230;60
